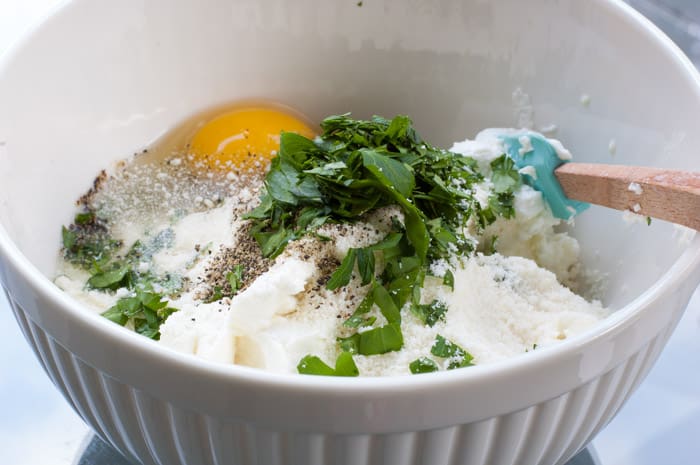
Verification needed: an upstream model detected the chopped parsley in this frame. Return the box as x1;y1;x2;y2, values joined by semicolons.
443;269;455;291
207;264;246;303
206;286;225;303
102;290;178;340
337;321;403;356
61;211;181;339
408;336;474;374
297;352;360;376
61;210;121;270
410;300;448;327
243;114;520;371
227;264;245;295
430;334;474;369
409;357;439;374
244;114;498;264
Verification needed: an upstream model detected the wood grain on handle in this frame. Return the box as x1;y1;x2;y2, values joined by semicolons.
554;163;700;230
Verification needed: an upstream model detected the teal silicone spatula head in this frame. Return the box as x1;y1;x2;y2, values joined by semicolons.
498;131;589;220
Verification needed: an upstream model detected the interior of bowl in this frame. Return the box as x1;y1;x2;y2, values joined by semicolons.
0;0;699;315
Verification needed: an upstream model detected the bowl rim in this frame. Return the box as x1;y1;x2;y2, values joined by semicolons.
1;0;700;394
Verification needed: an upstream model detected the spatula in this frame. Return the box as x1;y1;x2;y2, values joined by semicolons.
499;132;700;230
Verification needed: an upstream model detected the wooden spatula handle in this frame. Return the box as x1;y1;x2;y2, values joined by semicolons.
554;163;700;230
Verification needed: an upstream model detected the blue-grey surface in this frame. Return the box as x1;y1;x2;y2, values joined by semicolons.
76;435;601;465
0;1;699;464
74;428;602;465
77;437;134;465
628;0;700;65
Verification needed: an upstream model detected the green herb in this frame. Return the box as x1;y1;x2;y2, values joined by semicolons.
443;269;454;291
337;321;403;356
87;265;132;290
371;282;401;323
646;216;652;226
327;232;403;291
342;290;376;328
245;115;495;265
410;300;448;327
490;155;519;194
356;248;375;285
355;323;403;355
409;357;439;374
430;334;474;369
206;286;224;303
61;210;121;270
206;264;247;303
61;226;77;250
297;352;360;376
487;235;499;255
333;351;360;376
101;290;177;340
344;314;377;328
226;264;245;295
61;210;181;336
74;211;95;225
245;114;520;361
326;248;357;290
338;333;360;353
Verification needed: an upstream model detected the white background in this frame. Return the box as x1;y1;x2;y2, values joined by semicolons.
0;1;699;464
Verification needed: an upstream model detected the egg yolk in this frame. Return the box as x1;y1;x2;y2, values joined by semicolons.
189;107;316;172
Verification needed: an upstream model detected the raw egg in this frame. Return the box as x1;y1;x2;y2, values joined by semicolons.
189;106;316;173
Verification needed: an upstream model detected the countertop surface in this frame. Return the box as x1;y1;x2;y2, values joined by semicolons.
1;1;699;464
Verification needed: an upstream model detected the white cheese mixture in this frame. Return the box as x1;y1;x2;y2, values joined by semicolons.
56;132;608;376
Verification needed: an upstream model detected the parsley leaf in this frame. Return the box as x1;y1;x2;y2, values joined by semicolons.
337;333;360;354
206;286;224;303
430;334;474;369
356;323;403;355
326;248;357;290
338;321;404;356
361;149;415;198
87;265;132;290
342;291;376;328
62;226;77;250
226;264;245;295
297;352;360;376
333;351;360;376
410;300;448;327
206;264;247;303
101;290;177;340
490;155;520;194
409;357;439;374
371;282;401;324
297;355;335;376
443;269;455;291
356;248;375;286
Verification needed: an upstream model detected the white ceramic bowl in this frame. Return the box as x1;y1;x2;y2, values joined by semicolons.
1;1;700;464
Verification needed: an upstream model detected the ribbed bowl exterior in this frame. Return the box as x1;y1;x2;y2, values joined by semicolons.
8;294;674;465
